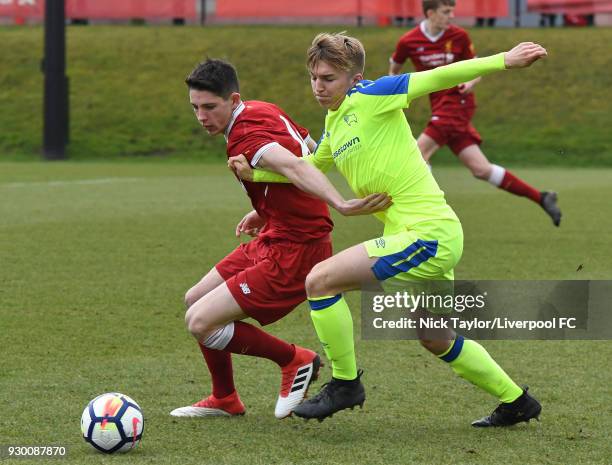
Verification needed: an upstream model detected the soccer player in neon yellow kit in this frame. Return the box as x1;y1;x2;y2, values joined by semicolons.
229;33;544;426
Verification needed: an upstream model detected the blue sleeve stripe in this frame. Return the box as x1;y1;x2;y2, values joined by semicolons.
350;74;410;97
314;130;325;152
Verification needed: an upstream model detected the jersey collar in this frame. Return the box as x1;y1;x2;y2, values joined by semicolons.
224;101;246;142
420;20;445;43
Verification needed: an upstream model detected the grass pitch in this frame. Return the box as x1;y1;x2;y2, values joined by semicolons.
0;162;610;464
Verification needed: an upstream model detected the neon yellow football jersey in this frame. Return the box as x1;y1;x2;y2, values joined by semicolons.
311;73;459;235
254;54;507;236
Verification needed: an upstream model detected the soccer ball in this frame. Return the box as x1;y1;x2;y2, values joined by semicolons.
81;393;144;454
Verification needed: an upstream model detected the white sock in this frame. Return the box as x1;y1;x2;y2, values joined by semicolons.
202;322;235;350
487;164;505;187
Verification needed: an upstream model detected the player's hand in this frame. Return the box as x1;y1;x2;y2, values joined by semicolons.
228;154;254;181
458;81;475;94
235;210;265;237
336;193;392;216
504;42;547;69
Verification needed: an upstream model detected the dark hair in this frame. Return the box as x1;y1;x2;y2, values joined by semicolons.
185;58;239;99
422;0;455;16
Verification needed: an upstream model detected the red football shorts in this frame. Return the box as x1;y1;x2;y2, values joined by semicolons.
216;236;332;326
424;113;482;155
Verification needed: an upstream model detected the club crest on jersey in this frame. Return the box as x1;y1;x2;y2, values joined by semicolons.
343;114;358;126
445;40;453;53
374;238;386;248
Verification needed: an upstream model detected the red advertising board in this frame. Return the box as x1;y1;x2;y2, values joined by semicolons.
0;0;197;21
215;0;509;18
0;0;43;20
527;0;612;13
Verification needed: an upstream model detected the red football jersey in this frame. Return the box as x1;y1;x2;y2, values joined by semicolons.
392;22;476;120
225;100;333;243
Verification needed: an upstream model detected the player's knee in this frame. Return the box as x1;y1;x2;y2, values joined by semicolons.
419;338;452;355
187;313;211;339
305;263;331;297
185;305;213;338
188;318;206;338
419;338;434;352
184;288;200;310
184;307;195;330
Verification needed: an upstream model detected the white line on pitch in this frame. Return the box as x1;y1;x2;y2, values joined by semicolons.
1;177;144;188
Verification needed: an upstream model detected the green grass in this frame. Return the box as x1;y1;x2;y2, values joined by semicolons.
0;26;611;164
0;162;610;464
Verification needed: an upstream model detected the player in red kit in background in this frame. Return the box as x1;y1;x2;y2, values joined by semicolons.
171;58;390;419
389;0;562;226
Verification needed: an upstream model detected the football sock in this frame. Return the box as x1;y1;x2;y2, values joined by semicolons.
198;343;235;399
487;164;541;203
308;294;357;380
438;335;523;403
223;321;295;367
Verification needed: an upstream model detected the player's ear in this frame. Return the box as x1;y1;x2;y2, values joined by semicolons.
351;73;363;86
230;92;241;107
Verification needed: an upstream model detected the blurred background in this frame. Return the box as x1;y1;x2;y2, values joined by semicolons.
0;0;610;165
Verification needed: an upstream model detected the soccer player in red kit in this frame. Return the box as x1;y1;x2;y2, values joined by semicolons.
389;0;562;226
170;59;390;419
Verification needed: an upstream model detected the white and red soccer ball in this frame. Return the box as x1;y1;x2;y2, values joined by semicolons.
81;393;144;454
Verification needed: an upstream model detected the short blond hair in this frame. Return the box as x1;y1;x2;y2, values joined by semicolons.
307;32;365;75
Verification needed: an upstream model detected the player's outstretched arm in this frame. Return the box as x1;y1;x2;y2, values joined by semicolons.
229;154;290;183
228;151;330;184
504;42;548;68
234;146;392;216
407;42;547;102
